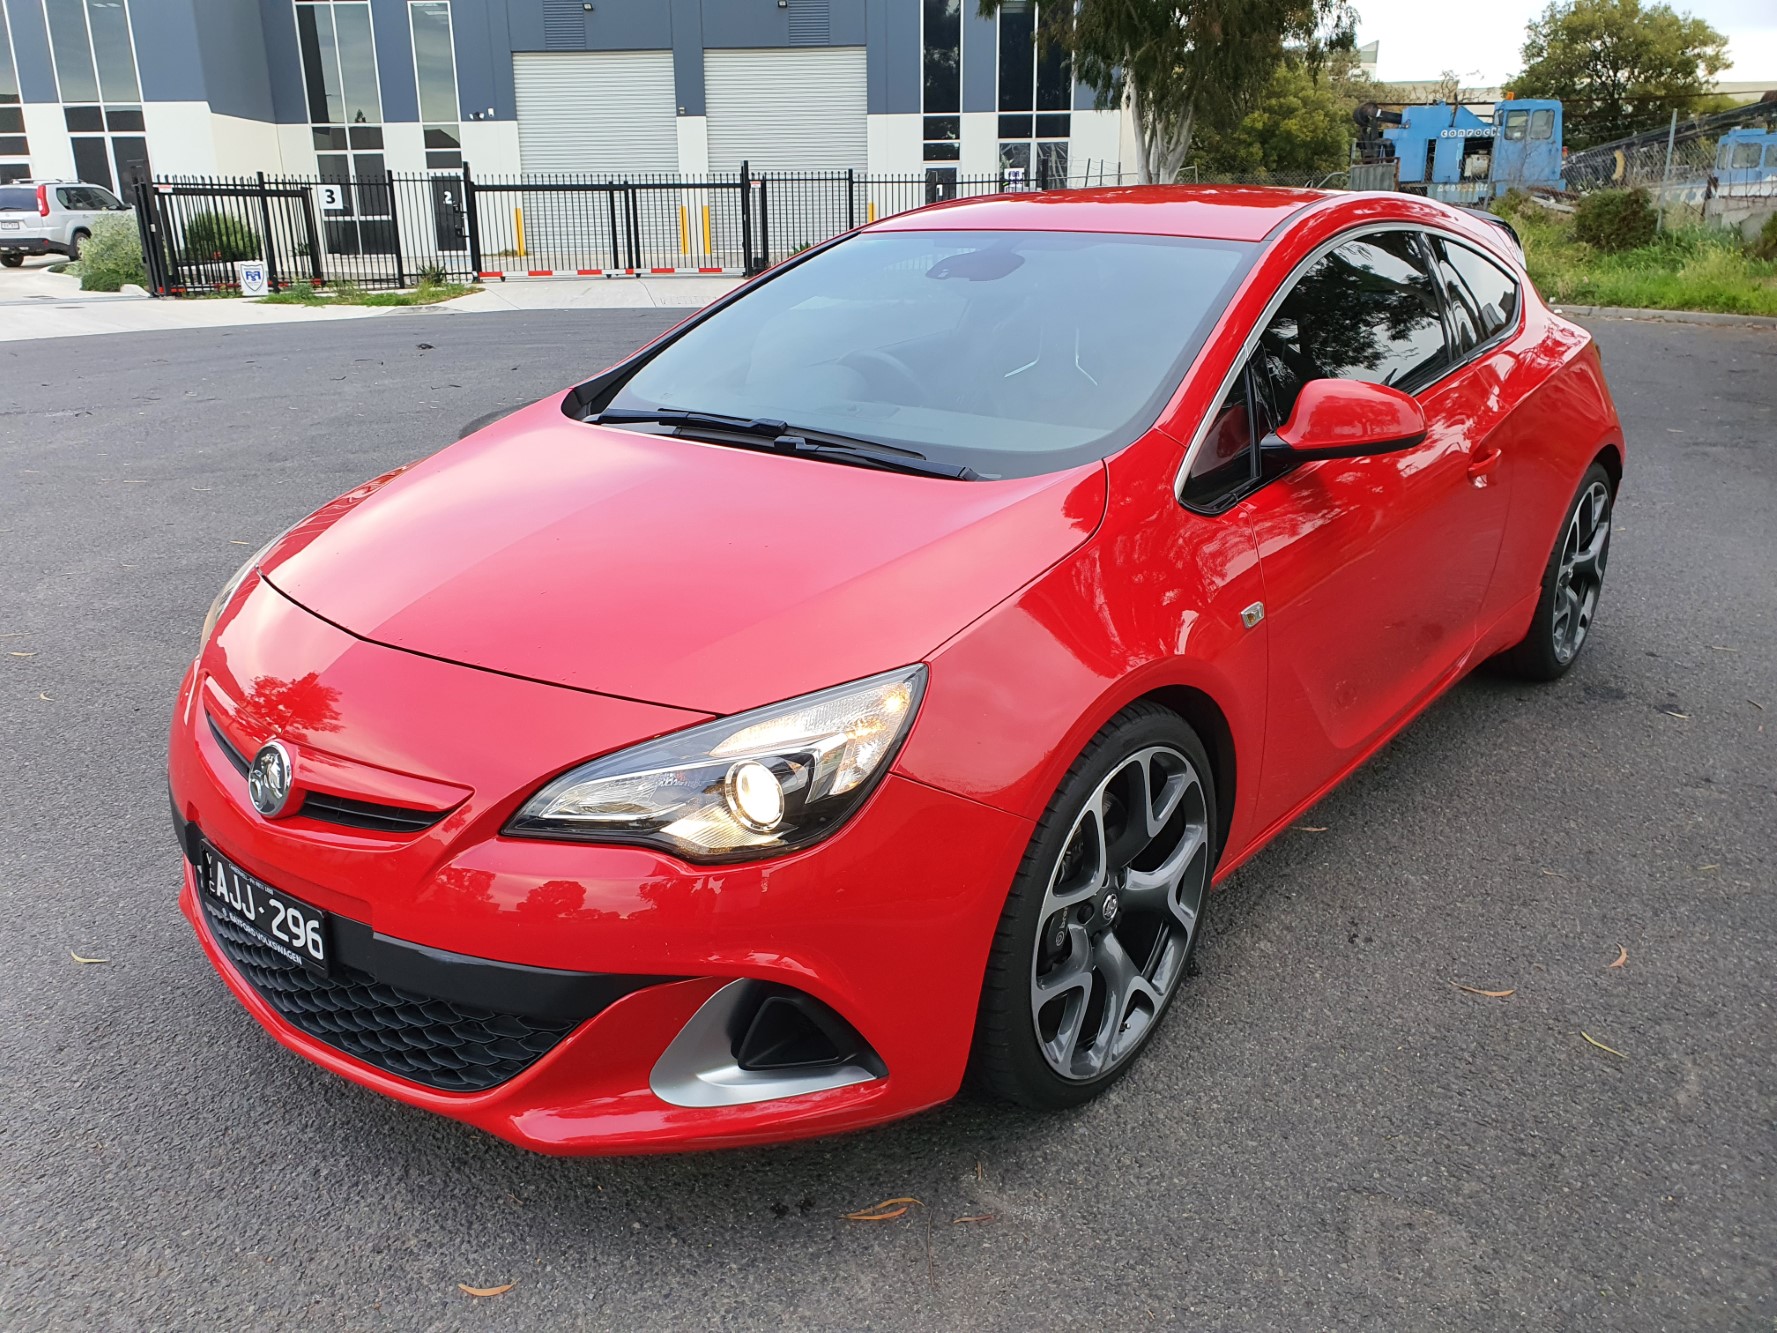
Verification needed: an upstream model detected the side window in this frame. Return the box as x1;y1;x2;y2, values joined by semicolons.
1530;109;1555;140
89;186;124;210
1253;231;1448;425
1438;238;1520;343
1731;142;1762;169
1766;144;1777;168
1182;371;1259;512
55;188;77;210
1503;109;1529;142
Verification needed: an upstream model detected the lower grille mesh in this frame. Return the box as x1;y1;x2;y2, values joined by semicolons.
201;899;578;1092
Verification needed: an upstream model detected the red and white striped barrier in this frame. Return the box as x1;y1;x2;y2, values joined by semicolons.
475;267;737;280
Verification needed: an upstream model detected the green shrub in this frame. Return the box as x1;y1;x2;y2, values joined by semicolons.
416;262;449;286
78;213;148;292
1750;212;1777;263
182;210;260;262
1574;189;1657;253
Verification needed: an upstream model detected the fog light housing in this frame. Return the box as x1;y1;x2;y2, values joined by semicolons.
725;759;785;832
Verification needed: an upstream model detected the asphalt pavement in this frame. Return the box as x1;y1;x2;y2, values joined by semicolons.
0;311;1771;1331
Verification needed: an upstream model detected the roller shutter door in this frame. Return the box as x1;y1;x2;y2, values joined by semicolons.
703;48;868;173
512;51;678;175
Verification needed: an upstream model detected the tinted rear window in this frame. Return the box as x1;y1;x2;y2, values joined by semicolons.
0;186;36;211
599;229;1254;479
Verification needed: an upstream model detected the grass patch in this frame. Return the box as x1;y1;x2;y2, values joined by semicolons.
257;280;475;307
1503;201;1777;316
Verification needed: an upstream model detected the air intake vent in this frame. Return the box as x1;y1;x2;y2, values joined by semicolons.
787;0;830;46
542;0;588;50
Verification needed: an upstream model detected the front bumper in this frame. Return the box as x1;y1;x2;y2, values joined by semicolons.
170;579;1032;1153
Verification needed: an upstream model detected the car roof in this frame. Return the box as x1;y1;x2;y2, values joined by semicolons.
867;184;1332;243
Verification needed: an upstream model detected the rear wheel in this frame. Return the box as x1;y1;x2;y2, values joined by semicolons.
971;704;1215;1109
0;253;22;268
1496;461;1614;680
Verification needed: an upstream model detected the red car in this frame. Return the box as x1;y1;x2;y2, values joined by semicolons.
169;187;1622;1154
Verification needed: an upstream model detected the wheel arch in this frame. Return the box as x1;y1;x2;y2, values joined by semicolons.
1592;440;1623;494
1134;683;1237;862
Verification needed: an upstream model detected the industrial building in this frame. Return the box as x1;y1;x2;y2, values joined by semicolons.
0;0;1136;191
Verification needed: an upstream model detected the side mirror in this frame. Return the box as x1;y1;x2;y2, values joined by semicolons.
1263;378;1427;462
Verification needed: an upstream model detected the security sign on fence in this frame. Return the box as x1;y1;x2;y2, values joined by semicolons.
133;161;1136;297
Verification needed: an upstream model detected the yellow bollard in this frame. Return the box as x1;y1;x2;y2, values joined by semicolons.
515;206;525;258
701;205;711;257
678;203;689;256
867;202;877;223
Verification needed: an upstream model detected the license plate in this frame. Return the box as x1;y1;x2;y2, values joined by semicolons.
202;846;331;973
0;221;20;230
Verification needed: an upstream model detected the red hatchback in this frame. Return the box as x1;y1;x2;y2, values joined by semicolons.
169;187;1622;1154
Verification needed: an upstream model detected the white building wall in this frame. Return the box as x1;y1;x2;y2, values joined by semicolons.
138;102;218;176
20;104;75;179
865;113;921;176
458;119;522;176
210;114;292;176
959;111;999;177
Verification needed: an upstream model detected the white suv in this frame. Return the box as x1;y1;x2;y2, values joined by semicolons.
0;180;133;267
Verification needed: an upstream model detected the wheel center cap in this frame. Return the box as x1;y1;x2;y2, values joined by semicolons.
1100;891;1120;925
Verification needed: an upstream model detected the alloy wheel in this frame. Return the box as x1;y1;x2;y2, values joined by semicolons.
1551;480;1611;664
1029;745;1209;1081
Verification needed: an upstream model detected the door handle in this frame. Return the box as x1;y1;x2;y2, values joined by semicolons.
1467;447;1503;485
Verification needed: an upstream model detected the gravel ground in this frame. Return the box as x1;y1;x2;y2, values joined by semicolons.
0;311;1771;1331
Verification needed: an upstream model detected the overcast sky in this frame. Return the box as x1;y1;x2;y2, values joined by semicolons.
1355;0;1777;85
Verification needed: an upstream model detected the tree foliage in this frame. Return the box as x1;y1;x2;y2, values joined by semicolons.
980;0;1357;184
1507;0;1729;148
1191;51;1381;179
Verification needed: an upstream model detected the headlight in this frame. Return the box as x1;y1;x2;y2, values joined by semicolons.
506;665;927;862
199;536;278;651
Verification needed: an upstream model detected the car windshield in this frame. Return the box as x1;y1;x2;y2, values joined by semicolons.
0;186;38;211
602;229;1254;478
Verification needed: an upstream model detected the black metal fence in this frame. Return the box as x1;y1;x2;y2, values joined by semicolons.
133;163;1136;296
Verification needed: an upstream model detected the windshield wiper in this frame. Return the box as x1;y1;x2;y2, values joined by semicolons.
590;407;980;480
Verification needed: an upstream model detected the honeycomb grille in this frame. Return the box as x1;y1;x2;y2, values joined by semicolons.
200;899;578;1093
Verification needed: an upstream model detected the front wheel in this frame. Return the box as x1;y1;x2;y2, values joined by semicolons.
68;230;88;261
971;704;1216;1109
1496;461;1614;680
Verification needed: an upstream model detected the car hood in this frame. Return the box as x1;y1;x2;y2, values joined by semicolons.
263;397;1107;715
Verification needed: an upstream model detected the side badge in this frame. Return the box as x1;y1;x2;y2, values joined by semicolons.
1241;602;1265;630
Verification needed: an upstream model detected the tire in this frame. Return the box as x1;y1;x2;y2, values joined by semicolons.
1495;461;1614;681
68;230;88;261
0;253;22;268
971;702;1217;1110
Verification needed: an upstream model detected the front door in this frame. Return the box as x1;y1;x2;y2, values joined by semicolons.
1239;229;1512;832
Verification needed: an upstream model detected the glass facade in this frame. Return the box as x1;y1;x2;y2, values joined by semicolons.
920;0;961;200
0;2;27;181
41;0;149;193
997;1;1069;187
296;1;393;254
409;0;462;171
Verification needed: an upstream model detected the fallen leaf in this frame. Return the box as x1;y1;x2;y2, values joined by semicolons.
1750;700;1766;711
9;651;35;657
952;1214;997;1225
1451;982;1515;998
458;1283;514;1298
1698;864;1719;872
37;693;53;702
1608;946;1628;969
69;950;108;964
1541;868;1563;877
1660;710;1689;720
1707;644;1738;652
229;540;253;545
1581;1031;1627;1059
844;1196;921;1222
1293;825;1328;833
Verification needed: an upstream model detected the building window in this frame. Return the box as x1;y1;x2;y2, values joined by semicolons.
997;2;1069;187
0;3;28;182
296;1;394;255
408;0;462;170
41;0;149;192
921;0;961;165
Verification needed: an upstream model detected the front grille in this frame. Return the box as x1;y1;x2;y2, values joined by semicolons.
200;898;579;1092
207;714;446;834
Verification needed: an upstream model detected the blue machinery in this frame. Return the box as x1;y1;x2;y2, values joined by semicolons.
1354;99;1566;201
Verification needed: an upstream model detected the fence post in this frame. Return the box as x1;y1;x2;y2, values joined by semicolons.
385;171;406;288
1657;110;1678;233
132;181;166;297
463;160;483;276
739;161;756;275
846;167;856;231
297;184;324;287
254;171;280;292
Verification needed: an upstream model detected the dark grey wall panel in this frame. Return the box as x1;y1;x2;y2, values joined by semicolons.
828;0;863;45
961;3;995;113
508;0;672;51
877;0;916;114
186;0;279;120
132;0;204;105
257;0;309;123
699;0;788;48
447;0;505;121
6;0;60;103
369;0;417;120
864;0;884;113
669;0;703;115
